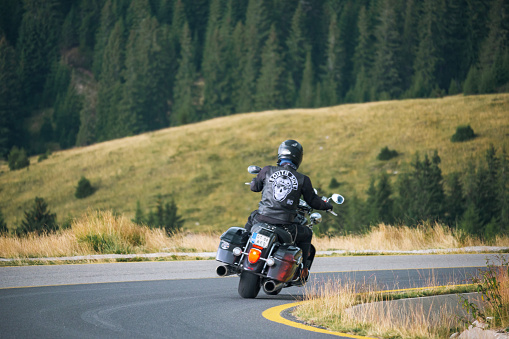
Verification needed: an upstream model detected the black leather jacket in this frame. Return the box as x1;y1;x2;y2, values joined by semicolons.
251;164;332;223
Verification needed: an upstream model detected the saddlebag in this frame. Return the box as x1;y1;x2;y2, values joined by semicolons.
216;227;249;265
266;244;302;283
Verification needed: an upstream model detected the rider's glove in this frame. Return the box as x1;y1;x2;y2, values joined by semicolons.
325;202;333;211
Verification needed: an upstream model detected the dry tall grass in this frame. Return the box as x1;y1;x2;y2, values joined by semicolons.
312;222;509;252
0;211;220;259
294;278;464;338
1;211;508;260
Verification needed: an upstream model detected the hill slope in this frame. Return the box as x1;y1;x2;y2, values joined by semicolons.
1;94;508;231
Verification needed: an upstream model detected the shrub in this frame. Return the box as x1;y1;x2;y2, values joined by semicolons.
38;149;52;163
75;176;96;199
8;146;30;171
377;146;399;161
451;125;476;142
329;178;341;189
18;197;58;235
73;211;146;254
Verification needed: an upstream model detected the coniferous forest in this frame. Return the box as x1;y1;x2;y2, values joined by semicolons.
1;0;509;157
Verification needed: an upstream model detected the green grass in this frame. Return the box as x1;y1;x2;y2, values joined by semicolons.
1;94;508;232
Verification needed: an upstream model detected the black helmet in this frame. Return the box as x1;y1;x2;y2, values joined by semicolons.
277;140;303;169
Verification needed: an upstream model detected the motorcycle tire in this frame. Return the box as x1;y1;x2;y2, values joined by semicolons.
238;271;261;298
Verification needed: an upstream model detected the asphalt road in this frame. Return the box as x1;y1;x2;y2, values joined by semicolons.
0;254;507;339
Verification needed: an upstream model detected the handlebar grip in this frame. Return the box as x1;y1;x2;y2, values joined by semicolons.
327;210;338;217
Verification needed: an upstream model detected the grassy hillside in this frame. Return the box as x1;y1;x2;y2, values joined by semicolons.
1;94;508;232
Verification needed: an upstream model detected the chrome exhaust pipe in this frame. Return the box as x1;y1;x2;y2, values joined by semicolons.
216;265;235;277
263;280;284;293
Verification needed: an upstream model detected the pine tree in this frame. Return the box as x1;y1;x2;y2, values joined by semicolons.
464;0;492;67
255;24;285;111
42;60;71;109
372;0;402;99
230;21;245;113
163;199;184;235
297;50;315;108
133;200;145;225
92;0;117;77
343;192;367;234
77;0;103;63
53;82;83;149
172;21;198;125
285;2;307;103
170;0;186;58
0;0;23;46
96;19;126;141
125;0;151;31
408;0;447;97
60;4;80;50
477;145;500;227
412;152;445;223
477;0;509;93
318;12;341;106
445;172;465;227
460;158;483;235
395;172;416;225
394;151;445;225
236;0;269;113
441;0;469;90
0;35;20;157
75;99;96;147
400;0;419;91
375;172;394;224
335;2;358;100
459;203;481;236
122;16;171;134
156;0;173;25
202;0;233;117
16;0;62;107
19;197;58;235
347;5;374;103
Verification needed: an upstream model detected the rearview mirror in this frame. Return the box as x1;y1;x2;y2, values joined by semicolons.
331;194;344;204
247;165;262;174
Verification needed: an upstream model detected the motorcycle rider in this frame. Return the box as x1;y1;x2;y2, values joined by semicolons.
245;140;333;279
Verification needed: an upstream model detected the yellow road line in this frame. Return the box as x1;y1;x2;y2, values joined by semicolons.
262;302;377;338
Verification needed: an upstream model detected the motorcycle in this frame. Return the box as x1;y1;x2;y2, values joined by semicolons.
215;165;344;298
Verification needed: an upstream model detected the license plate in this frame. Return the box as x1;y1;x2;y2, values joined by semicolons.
251;232;270;248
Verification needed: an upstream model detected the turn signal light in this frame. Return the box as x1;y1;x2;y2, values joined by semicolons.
248;248;262;264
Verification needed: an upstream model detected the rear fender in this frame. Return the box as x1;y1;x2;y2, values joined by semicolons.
241;224;277;273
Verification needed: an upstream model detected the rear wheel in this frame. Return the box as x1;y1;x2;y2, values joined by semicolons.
238;271;261;298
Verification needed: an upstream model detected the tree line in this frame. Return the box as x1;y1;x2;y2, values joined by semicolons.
1;0;508;157
0;194;183;236
327;145;509;239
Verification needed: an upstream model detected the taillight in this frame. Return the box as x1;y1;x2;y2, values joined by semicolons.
248;248;262;264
